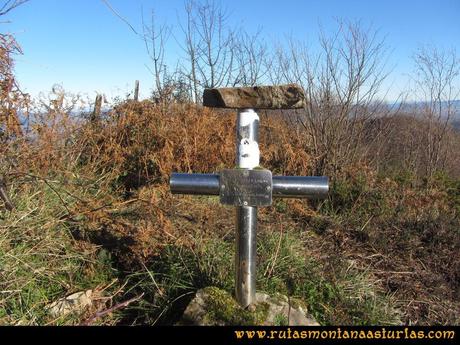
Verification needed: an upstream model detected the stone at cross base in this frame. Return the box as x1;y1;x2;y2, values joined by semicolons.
178;287;320;326
203;84;306;109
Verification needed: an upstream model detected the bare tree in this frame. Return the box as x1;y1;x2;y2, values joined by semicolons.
274;20;391;175
232;29;269;86
179;0;236;102
179;0;200;103
142;9;171;101
411;46;460;182
194;0;235;89
266;44;286;86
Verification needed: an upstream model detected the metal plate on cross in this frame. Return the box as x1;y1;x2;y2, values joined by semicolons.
219;169;272;207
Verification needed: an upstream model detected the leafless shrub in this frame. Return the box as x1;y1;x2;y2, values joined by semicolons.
410;46;460;182
141;9;172;102
269;20;393;176
232;29;269;87
179;0;238;102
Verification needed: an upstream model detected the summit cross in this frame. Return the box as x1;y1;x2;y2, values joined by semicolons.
170;84;329;307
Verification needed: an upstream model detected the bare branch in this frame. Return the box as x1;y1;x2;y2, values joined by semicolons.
100;0;139;36
0;0;28;17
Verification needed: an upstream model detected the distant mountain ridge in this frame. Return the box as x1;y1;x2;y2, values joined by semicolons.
393;100;460;120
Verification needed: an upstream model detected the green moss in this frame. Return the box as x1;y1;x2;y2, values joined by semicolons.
200;287;269;325
273;313;288;326
289;297;308;311
252;301;270;324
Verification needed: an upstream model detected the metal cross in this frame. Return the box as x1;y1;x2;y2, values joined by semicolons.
170;85;329;308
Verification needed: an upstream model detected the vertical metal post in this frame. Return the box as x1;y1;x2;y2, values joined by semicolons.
235;109;260;307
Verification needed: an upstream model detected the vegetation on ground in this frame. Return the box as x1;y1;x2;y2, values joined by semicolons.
1;0;459;326
1;100;458;325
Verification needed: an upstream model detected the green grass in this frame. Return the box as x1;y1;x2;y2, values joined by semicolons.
1;157;456;325
0;176;119;325
115;228;401;325
256;230;401;325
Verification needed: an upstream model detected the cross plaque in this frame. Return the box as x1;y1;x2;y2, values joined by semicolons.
170;84;329;308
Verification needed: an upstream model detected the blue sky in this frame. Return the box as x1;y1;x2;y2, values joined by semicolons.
5;0;460;101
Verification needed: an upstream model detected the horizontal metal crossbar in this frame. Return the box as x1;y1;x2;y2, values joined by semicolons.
170;173;329;200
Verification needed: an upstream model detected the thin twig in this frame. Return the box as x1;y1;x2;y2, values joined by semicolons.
141;261;164;297
42;178;72;215
100;0;139;36
152;291;195;325
10;172;72;215
80;293;145;326
0;0;29;17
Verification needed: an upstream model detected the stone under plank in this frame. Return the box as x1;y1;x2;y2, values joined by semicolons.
203;84;306;109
